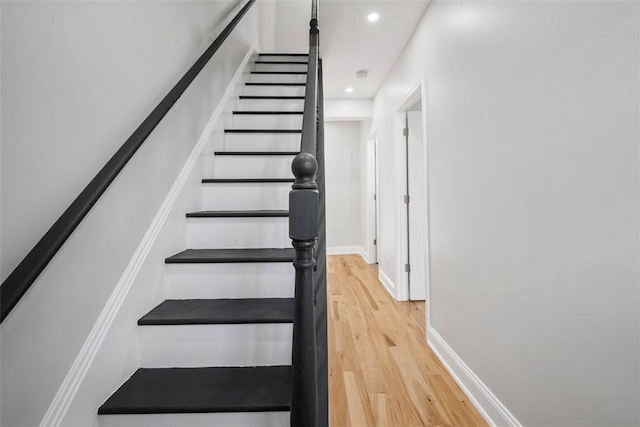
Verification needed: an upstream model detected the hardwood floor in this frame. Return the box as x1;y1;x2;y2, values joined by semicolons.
327;254;488;426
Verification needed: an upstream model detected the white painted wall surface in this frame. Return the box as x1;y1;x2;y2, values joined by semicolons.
274;0;311;54
324;99;373;121
371;1;639;426
325;121;367;255
0;1;259;425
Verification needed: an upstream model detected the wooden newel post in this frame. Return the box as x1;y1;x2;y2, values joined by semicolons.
290;152;319;427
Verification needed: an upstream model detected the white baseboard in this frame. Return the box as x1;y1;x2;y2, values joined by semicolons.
39;41;258;427
427;326;522;427
377;267;396;298
327;246;366;257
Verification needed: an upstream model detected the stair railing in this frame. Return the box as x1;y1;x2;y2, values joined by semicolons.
289;0;327;425
0;0;256;323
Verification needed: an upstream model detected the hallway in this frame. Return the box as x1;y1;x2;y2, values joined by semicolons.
328;254;488;426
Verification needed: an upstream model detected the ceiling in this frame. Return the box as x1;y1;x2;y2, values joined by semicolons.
265;0;431;99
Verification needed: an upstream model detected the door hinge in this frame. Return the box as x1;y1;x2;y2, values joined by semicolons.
374;239;377;246
373;194;377;201
403;128;408;137
405;263;411;273
404;194;410;204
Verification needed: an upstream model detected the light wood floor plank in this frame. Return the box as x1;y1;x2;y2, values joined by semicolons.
328;254;488;426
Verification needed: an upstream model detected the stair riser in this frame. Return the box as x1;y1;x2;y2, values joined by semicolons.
248;74;306;84
231;114;303;129
222;133;300;152
166;262;294;299
139;324;292;367
253;63;307;72
242;85;305;97
214;156;294;179
202;183;290;210
100;412;289;427
238;99;305;111
186;218;290;249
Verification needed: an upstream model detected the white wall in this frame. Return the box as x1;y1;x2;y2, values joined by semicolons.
371;1;639;426
325;121;369;255
0;1;259;425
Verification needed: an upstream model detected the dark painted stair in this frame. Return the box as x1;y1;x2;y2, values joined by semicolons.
246;82;305;86
186;210;289;218
202;178;294;184
165;248;295;264
240;96;304;100
224;129;301;133
99;53;304;424
138;298;294;325
98;366;291;414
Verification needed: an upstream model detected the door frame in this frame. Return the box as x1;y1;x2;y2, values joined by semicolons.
366;129;380;264
393;75;431;319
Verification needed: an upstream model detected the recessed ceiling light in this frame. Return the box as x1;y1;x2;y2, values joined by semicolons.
367;12;380;22
346;87;354;93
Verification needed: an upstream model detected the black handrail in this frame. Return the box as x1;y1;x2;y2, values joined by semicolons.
0;0;256;323
289;0;325;425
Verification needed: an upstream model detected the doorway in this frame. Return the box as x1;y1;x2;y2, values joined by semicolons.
396;77;429;303
366;133;380;265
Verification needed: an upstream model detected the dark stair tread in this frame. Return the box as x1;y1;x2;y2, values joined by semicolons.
138;298;295;325
166;248;295;264
251;71;306;75
240;96;305;100
233;111;303;115
224;129;301;134
186;210;289;218
259;53;308;57
255;61;308;65
215;151;298;156
98;366;291;414
246;82;306;86
202;178;294;183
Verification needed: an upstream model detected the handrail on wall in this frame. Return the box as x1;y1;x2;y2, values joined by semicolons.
289;0;327;425
0;0;257;323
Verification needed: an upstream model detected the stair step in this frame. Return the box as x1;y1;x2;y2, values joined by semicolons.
255;61;308;65
139;322;293;368
166;248;295;264
259;53;308;57
215;151;298;156
202;178;294;183
222;132;301;152
231;113;303;129
251;71;306;75
233;111;303;114
240;96;304;100
253;63;307;73
186;210;289;218
246;82;306;86
186;216;289;248
224;129;301;133
98;366;291;414
213;154;293;179
248;74;306;84
166;262;294;300
202;180;291;211
138;298;294;325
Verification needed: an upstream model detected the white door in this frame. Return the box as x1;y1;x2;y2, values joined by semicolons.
407;110;426;300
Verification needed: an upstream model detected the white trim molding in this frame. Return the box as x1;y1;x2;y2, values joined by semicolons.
427;326;523;427
39;40;258;427
327;246;366;257
377;268;396;298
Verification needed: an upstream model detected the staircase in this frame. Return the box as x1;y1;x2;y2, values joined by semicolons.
98;54;309;427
